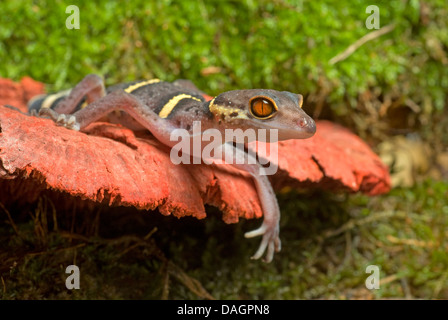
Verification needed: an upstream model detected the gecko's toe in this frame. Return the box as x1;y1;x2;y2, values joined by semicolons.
65;115;80;130
50;113;81;130
244;225;266;239
246;223;280;262
56;114;67;124
275;236;281;252
250;235;270;261
263;241;275;263
71;122;81;131
66;115;76;126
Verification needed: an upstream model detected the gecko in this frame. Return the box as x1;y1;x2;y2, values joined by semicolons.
29;74;316;262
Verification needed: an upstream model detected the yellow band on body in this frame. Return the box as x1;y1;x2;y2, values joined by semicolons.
158;94;202;118
124;79;161;93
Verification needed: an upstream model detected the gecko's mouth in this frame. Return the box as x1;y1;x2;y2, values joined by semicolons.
259;116;316;141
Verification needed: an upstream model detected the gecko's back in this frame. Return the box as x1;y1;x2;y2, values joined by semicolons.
28;79;213;127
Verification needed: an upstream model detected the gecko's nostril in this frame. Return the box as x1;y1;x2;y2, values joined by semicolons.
298;117;316;135
298;118;308;128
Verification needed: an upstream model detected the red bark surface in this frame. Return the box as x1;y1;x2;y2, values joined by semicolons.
0;77;45;113
0;78;390;223
252;121;390;196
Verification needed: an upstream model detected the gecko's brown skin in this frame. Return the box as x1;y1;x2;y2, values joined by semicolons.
30;74;316;262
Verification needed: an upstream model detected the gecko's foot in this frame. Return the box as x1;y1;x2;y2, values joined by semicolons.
244;222;281;263
38;108;80;131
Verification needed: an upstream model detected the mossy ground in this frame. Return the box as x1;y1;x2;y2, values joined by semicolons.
1;179;447;299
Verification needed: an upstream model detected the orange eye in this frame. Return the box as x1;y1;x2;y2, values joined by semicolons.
250;97;277;119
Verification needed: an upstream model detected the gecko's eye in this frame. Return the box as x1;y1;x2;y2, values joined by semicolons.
250;97;277;119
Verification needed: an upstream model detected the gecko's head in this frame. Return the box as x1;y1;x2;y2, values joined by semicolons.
209;89;316;141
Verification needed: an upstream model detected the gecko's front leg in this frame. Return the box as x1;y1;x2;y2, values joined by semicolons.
215;142;281;262
37;74;107;129
53;74;106;114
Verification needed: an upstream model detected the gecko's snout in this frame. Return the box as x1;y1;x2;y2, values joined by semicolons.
298;115;316;136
